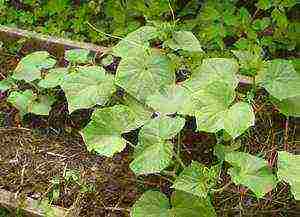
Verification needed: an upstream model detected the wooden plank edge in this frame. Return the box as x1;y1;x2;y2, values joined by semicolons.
0;189;68;217
0;25;110;54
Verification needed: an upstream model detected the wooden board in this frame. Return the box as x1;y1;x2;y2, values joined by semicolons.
0;189;67;217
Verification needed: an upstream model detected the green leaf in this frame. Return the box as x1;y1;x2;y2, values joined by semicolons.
164;31;203;52
13;51;56;82
116;49;175;102
271;8;288;29
170;191;216;217
277;151;300;200
65;49;92;64
0;77;16;91
130;116;185;175
38;68;69;88
61;66;116;112
256;59;300;100
239;7;251;26
83;105;143;157
225;152;277;198
130;141;173;175
131;191;170;217
256;0;273;10
231;50;264;76
271;95;300;117
121;93;153;129
112;26;159;58
224;102;255;139
184;58;239;92
30;95;56;115
252;17;271;31
172;161;219;198
138;116;186;144
194;81;235;133
7;90;54;116
146;84;190;115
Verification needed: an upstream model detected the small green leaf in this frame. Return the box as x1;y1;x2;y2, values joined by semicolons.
256;59;300;100
131;190;216;217
164;31;203;52
239;7;251;26
116;49;175;102
130;116;185;175
256;0;273;10
139;116;186;144
225;152;277;198
65;49;92;64
7;90;54;116
130;191;170;217
252;18;271;31
7;90;34;115
271;95;300;117
277;151;300;200
83;105;143;157
271;8;288;29
172;161;219;198
13;51;56;82
0;77;16;91
61;66;116;112
130;141;173;175
224;102;255;139
113;26;159;58
38;68;69;88
170;191;217;217
232;50;264;76
146;84;190;115
30;95;56;115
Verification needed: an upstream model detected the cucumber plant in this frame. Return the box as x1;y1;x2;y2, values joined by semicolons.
0;24;299;216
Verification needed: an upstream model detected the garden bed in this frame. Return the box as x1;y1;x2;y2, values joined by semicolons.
0;1;300;215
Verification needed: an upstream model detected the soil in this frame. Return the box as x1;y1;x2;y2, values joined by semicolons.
0;34;299;217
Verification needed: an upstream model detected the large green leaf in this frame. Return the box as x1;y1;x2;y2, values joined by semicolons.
83;105;146;157
170;191;216;217
116;49;175;102
13;51;56;82
183;58;239;92
191;80;254;138
130;191;170;217
65;49;92;64
164;31;203;52
61;66;116;112
113;26;159;58
223;102;255;138
271;95;300;117
7;90;55;116
38;68;69;88
256;59;300;100
225;152;277;198
172;161;219;198
146;84;190;115
130;116;185;175
277;151;300;200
